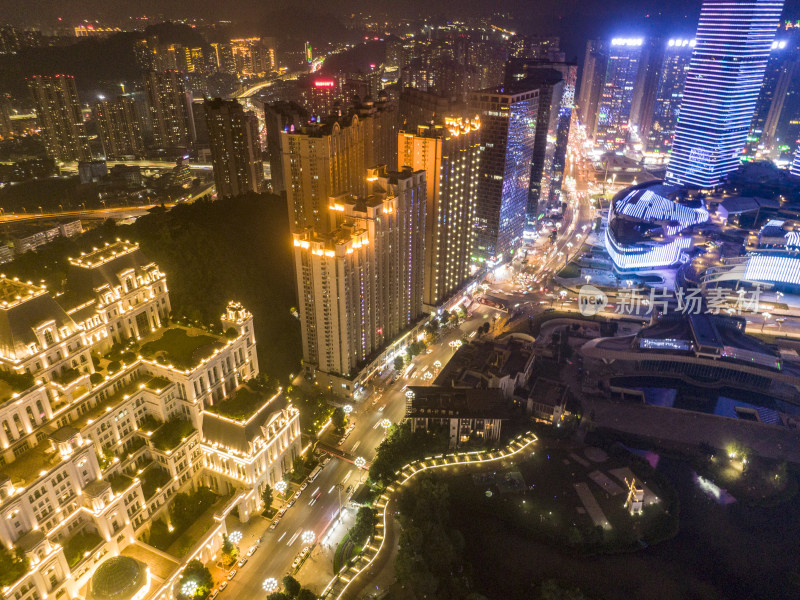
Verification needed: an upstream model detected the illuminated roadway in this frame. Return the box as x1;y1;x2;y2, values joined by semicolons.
0;182;215;224
220;305;504;597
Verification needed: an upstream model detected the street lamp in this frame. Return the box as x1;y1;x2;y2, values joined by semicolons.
381;418;391;429
181;581;197;597
274;480;288;494
343;404;353;414
761;312;772;332
354;456;366;469
229;530;242;545
301;530;315;545
262;578;279;593
559;290;567;307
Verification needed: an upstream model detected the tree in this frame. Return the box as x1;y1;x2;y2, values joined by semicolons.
267;594;290;600
393;355;405;371
0;545;29;586
349;507;378;546
282;575;301;598
261;484;273;511
296;590;316;600
178;560;213;598
221;534;238;566
331;407;347;431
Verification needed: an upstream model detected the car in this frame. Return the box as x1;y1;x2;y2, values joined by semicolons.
300;482;308;491
346;485;353;494
337;438;345;446
237;557;247;568
227;570;237;581
322;456;331;466
301;547;310;557
247;545;257;557
287;499;296;508
278;507;287;517
378;404;386;412
293;490;301;500
292;557;300;569
219;581;228;591
209;591;219;600
269;520;279;530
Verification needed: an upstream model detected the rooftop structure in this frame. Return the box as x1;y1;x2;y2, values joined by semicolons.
405;385;512;447
605;182;709;272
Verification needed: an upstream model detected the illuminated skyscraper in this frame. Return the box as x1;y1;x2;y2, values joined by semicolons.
645;38;694;157
93;96;144;159
594;38;644;150
470;84;539;262
745;38;794;155
28;75;91;161
282;97;397;233
665;0;785;188
398;117;481;308
791;147;800;178
205;98;263;197
292;167;425;387
577;39;608;133
143;70;195;151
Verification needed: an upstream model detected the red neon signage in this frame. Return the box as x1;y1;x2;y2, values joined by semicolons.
314;80;335;88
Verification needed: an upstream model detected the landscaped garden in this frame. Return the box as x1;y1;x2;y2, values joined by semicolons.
0;370;34;402
140;327;224;370
63;529;103;567
140;464;171;499
0;545;29;586
150;418;195;452
144;486;220;557
206;380;275;421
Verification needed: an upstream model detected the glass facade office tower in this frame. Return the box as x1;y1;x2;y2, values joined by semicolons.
645;39;694;157
594;38;643;150
792;147;800;178
745;39;795;155
577;40;608;134
28;75;91;161
469;84;539;262
665;0;785;188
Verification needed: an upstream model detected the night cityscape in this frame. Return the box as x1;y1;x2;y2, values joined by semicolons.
1;0;800;599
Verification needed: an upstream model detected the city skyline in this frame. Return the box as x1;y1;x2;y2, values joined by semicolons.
0;3;799;600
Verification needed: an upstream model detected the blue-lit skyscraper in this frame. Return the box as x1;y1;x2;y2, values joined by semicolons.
470;84;539;262
594;38;643;150
665;0;785;188
645;38;694;158
791;147;800;178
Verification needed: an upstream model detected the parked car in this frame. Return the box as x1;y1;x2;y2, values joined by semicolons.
237;557;247;567
227;570;237;581
269;520;279;530
209;591;219;600
219;581;228;591
246;545;257;557
287;499;296;508
300;482;308;491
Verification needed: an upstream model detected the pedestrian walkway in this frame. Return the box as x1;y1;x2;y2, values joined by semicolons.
573;482;611;530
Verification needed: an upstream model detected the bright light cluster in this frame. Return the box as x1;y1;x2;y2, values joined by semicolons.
668;38;696;47
611;37;644;46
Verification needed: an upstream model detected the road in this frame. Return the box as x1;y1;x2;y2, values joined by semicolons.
223;304;504;596
0;183;215;224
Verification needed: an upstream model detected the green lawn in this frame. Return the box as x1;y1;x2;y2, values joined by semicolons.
108;473;134;493
150;418;195;452
140;464;171;499
0;370;34;401
140;328;223;370
207;385;266;420
146;376;172;391
63;530;103;567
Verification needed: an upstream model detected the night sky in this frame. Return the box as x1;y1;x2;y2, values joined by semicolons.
1;0;798;60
